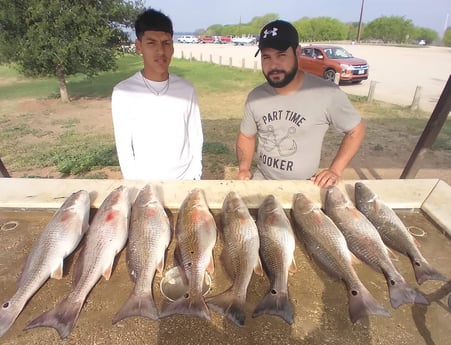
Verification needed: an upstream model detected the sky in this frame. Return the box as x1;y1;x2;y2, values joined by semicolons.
144;0;450;36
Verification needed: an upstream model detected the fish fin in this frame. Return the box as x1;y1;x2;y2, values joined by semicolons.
254;258;264;276
24;298;83;339
387;279;429;308
206;253;215;275
387;247;399;261
252;290;293;325
112;292;159;324
289;257;297;274
102;262;114;280
159;293;210;321
411;257;449;285
348;284;390;323
206;288;246;326
50;260;64;280
156;257;165;278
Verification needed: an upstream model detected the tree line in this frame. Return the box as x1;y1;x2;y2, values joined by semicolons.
199;13;442;45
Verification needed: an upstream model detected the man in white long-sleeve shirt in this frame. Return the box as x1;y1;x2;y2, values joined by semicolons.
112;8;203;180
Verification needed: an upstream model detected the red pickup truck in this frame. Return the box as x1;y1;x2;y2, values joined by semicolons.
199;35;233;44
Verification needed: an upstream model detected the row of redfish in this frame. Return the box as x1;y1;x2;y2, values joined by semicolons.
0;183;448;340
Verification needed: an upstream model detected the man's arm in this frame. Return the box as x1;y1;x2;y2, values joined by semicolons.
236;132;256;180
312;120;365;188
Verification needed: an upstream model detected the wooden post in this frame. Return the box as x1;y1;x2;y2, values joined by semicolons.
200;53;203;62
229;57;232;67
410;86;422;111
241;58;245;69
209;54;213;63
219;56;222;65
367;81;376;102
189;52;192;62
334;72;340;85
400;75;451;179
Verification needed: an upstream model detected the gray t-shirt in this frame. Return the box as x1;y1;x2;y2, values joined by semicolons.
240;73;361;180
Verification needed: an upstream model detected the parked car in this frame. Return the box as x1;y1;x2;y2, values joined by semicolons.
232;35;257;45
199;35;224;44
299;45;369;83
177;35;199;44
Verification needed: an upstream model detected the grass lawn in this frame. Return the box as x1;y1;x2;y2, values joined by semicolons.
0;55;450;180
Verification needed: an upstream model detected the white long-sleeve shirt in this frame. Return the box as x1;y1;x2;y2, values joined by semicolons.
112;72;203;180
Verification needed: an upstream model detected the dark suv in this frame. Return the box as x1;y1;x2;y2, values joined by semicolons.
299;45;369;83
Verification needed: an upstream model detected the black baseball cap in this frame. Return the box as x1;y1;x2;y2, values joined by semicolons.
254;20;299;57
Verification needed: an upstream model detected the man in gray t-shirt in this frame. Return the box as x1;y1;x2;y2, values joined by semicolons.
236;20;365;188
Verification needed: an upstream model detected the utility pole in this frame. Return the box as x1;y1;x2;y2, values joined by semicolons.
356;0;365;43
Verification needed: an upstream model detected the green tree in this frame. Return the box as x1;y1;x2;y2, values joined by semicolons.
443;27;451;46
293;17;347;41
411;27;439;44
0;0;143;102
363;16;415;43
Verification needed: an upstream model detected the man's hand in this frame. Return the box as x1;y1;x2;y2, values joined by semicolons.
311;169;340;188
238;169;252;180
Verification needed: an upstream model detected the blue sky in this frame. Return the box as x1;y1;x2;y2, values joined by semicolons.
144;0;450;36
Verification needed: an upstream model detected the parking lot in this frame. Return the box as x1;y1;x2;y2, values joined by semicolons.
173;43;451;113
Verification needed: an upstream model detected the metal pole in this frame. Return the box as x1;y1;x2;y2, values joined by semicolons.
0;158;11;178
357;0;365;43
400;75;451;179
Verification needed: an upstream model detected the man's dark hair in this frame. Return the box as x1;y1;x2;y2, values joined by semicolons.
135;8;173;39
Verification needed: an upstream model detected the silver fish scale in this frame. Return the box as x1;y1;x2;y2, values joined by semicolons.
257;196;295;291
354;183;420;254
292;195;357;281
68;186;130;303
127;192;171;291
221;192;260;287
15;191;90;302
175;189;216;294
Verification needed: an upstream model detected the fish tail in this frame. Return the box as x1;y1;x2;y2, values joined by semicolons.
24;298;83;339
159;293;210;321
348;285;390;323
252;290;293;325
206;289;246;327
112;292;159;324
387;279;429;308
411;257;448;285
0;300;22;338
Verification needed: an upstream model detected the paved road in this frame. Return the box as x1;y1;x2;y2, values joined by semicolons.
174;43;451;113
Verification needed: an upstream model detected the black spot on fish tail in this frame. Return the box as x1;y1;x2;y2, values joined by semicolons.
386;279;429;308
411;257;449;285
348;286;390;323
159;293;210;321
206;289;246;327
0;300;19;338
24;298;83;339
252;289;293;325
112;292;159;324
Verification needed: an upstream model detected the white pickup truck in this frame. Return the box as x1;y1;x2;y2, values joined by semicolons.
177;35;199;44
231;35;257;45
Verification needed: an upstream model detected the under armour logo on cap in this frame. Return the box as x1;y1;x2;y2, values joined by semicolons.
263;27;279;38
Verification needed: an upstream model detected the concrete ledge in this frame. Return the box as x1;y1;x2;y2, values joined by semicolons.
0;177;442;210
